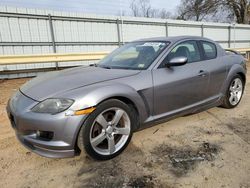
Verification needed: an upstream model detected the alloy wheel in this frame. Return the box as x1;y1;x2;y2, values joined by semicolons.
89;107;131;155
229;78;243;106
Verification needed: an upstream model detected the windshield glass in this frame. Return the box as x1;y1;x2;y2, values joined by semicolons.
98;41;169;70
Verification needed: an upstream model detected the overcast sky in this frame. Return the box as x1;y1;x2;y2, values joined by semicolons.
0;0;180;16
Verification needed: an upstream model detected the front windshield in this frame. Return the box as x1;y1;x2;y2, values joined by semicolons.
98;41;169;70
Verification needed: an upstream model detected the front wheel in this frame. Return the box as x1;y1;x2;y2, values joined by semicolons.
78;99;136;160
221;75;244;109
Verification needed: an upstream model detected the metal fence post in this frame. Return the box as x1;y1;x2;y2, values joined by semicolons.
228;25;231;48
233;24;236;48
165;22;168;37
201;24;204;37
48;14;58;69
116;19;121;46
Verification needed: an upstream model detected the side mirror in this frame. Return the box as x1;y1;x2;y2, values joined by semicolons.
166;56;188;67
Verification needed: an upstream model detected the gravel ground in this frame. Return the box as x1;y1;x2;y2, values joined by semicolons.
0;67;250;188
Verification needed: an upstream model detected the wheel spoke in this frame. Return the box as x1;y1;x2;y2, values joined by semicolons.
232;81;236;89
111;109;124;126
235;79;241;86
229;94;234;103
114;127;130;135
236;86;242;92
230;84;236;91
233;80;237;87
234;95;239;103
96;114;108;129
91;132;106;147
108;136;115;154
235;79;242;89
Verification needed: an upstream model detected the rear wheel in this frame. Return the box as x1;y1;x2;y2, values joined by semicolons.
78;99;136;160
221;75;244;109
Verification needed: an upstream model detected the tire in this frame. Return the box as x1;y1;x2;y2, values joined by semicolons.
221;75;245;109
77;99;137;160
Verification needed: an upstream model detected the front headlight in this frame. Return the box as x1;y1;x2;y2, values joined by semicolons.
31;98;74;114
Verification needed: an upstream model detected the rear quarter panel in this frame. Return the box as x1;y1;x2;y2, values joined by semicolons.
220;54;247;95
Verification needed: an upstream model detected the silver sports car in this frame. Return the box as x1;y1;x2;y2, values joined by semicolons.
7;36;247;160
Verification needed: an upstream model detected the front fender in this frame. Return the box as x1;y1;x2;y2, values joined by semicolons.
60;83;149;124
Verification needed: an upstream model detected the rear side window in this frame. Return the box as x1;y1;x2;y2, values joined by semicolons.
201;41;217;60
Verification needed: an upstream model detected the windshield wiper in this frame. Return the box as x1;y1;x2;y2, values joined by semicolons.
99;65;112;69
90;63;112;69
89;63;98;67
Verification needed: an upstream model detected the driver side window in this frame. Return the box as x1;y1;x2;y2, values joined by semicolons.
166;40;201;64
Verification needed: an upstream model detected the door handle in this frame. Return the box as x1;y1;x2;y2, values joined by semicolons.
198;70;208;77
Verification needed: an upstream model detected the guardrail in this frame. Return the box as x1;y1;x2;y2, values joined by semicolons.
0;48;249;66
0;52;109;65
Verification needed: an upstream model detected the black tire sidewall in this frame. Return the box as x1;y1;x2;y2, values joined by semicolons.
80;99;136;160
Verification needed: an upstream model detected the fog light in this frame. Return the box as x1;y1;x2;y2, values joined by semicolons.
36;130;53;141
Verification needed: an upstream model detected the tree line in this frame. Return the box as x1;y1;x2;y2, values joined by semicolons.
129;0;250;24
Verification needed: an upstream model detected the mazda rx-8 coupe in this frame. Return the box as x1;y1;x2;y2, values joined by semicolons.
7;36;247;160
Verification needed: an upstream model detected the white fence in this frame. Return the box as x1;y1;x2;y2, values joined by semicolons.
0;6;250;78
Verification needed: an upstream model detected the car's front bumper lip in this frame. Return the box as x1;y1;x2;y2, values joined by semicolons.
16;132;76;158
7;90;87;158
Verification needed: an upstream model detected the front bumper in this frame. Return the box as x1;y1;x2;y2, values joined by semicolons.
6;90;87;158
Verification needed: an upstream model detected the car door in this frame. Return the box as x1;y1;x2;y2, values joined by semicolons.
152;40;210;118
198;40;228;98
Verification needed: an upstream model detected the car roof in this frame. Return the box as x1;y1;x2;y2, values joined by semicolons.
133;36;213;43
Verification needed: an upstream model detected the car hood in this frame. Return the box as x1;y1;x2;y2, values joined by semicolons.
20;66;140;101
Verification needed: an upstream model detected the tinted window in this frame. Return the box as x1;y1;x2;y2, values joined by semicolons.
167;41;201;63
201;41;217;59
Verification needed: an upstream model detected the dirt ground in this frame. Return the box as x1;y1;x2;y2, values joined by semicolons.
0;68;250;188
